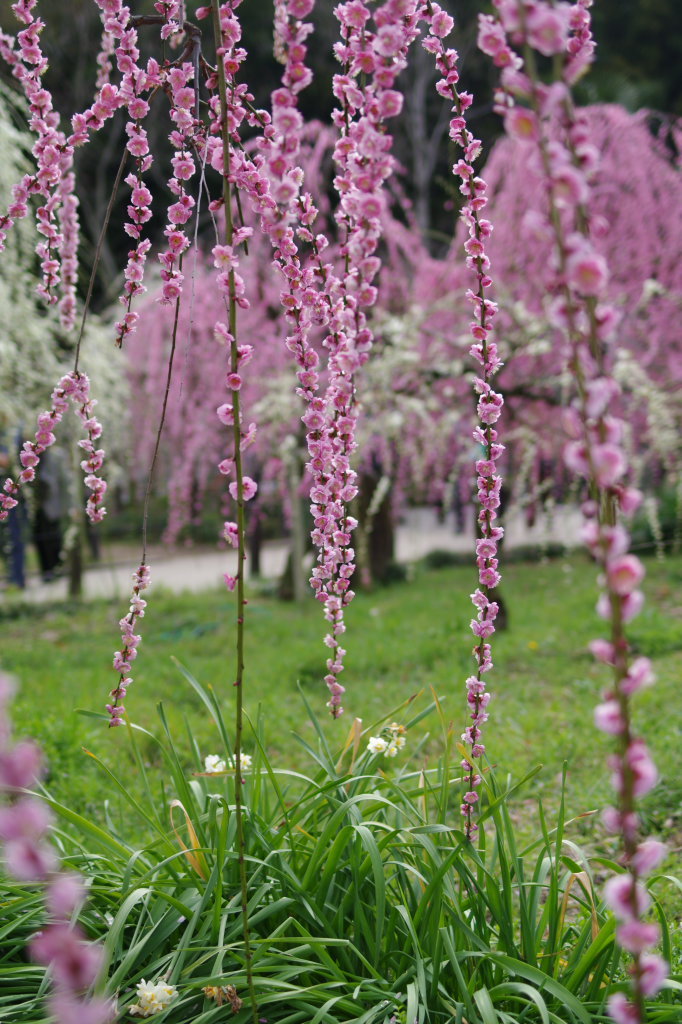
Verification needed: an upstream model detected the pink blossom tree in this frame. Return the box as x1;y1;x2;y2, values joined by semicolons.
473;102;682;508
128;96;682;576
0;3;678;1021
478;3;673;1017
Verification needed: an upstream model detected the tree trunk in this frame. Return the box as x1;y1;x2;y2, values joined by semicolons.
278;451;308;602
289;461;307;603
249;507;262;577
356;472;394;587
67;530;83;600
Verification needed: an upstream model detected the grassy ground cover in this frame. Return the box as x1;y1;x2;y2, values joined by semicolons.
1;551;680;868
2;550;682;1022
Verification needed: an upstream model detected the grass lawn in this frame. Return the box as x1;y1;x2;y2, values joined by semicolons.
1;551;681;873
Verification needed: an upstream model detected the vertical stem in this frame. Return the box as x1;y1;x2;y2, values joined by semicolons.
141;256;183;565
73;145;128;374
515;25;652;1019
288;454;306;603
67;444;84;599
210;3;257;1019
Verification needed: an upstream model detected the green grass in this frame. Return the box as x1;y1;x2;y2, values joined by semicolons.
2;661;680;1024
1;552;682;1023
1;552;681;860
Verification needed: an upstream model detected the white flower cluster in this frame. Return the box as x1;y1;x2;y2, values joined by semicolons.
366;722;407;758
129;979;178;1017
204;752;253;774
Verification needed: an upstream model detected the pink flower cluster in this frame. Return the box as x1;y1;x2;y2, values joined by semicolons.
421;0;503;836
0;1;132;325
248;1;346;707
107;564;151;727
481;2;668;1017
302;0;421;714
480;0;594;85
199;0;422;715
88;2;201;341
238;0;353;712
0;372;106;524
215;381;259;554
144;0;423;717
56;173;80;329
155;0;183;41
157;62;198;306
94;18;116;90
0;3;204;724
200;2;264;601
273;0;314;90
581;492;668;1019
99;7;153;346
0;3;69;308
0;673;114;1024
603;849;668;1014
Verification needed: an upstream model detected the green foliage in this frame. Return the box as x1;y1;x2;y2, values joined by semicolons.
2;557;681;1020
630;489;682;556
423;544;568;570
2;555;682;843
421;549;473;570
1;677;680;1023
584;0;682;114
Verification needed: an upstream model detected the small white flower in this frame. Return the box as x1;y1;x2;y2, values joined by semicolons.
385;742;399;758
236;752;252;771
394;735;406;749
367;736;388;754
204;754;227;774
129;979;178;1017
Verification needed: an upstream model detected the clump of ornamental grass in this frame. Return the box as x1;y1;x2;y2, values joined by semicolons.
2;666;679;1024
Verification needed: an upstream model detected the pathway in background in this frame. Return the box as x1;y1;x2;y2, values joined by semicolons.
3;504;583;605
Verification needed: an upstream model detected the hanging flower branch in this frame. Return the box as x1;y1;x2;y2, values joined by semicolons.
0;673;114;1024
198;0;422;717
304;0;421;716
479;1;668;1017
0;1;66;307
420;0;503;838
1;372;106;524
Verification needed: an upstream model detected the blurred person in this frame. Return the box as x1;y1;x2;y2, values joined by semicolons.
33;447;69;582
0;422;27;590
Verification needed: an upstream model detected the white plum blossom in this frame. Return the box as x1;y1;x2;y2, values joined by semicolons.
129;979;178;1017
367;722;407;757
204;752;252;773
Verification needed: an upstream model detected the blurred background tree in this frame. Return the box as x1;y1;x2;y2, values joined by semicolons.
0;79;131;592
1;0;680;586
3;0;678;301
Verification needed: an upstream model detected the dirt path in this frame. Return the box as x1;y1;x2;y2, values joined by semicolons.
2;505;582;605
